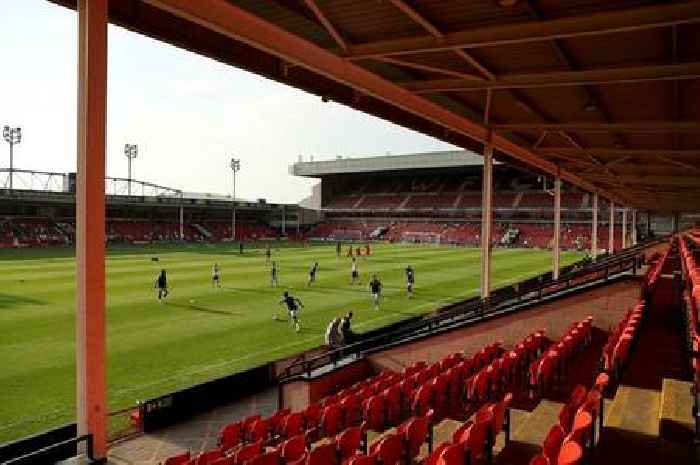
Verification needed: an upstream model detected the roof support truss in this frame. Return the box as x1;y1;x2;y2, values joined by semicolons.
142;0;610;200
343;2;700;59
401;62;700;92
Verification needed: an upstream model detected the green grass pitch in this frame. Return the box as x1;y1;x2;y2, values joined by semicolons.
0;242;581;443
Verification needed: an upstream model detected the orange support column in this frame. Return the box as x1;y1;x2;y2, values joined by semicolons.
591;192;598;260
552;176;561;280
76;0;108;459
609;201;615;253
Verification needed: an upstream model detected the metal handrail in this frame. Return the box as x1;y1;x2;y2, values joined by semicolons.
280;240;661;380
0;434;93;465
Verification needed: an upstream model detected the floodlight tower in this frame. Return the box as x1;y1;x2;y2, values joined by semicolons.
124;144;138;195
3;125;22;190
230;158;241;241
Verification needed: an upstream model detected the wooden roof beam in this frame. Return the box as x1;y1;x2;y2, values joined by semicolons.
491;121;700;132
536;148;700;157
344;2;700;59
370;56;484;81
595;174;700;187
384;0;556;129
386;0;443;39
302;0;348;52
400;62;700;92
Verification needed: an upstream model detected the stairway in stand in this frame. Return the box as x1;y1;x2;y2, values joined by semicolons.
594;256;697;465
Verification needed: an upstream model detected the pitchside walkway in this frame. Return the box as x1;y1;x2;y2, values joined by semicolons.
105;279;642;464
107;389;277;465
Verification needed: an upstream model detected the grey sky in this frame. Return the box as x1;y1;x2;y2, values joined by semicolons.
1;0;457;203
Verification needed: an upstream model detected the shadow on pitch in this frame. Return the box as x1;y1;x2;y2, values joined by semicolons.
0;293;46;309
168;302;243;317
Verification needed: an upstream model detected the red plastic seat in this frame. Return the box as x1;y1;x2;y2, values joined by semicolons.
247;450;280;465
304;404;322;429
280;434;307;463
399;415;428;460
363;395;385;432
369;433;403;465
592;373;608;394
233;440;263;465
163;451;190;465
492;393;513;436
382;385;402;426
269;409;291;436
557;440;582;465
411;383;434;417
336;426;364;461
455;410;493;463
243;415;262;437
578;390;602;420
422;443;450;465
307;442;339;465
432;442;465;465
473;370;490;401
342;454;375;465
321;403;343;437
283;412;306;438
249;419;269;443
219;422;242;451
568;411;593;445
432;374;449;406
542;424;565;464
529;453;550;465
210;457;234;465
194;448;223;465
568;386;588;411
341;393;362;427
452;420;472;444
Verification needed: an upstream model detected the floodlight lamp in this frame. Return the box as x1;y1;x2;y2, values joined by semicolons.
2;126;9;140
15;128;21;143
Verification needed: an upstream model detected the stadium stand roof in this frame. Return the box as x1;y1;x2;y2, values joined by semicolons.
47;0;700;212
291;150;493;176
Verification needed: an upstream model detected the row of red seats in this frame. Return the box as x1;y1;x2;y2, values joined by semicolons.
418;393;512;465
600;302;644;381
679;232;700;432
162;334;542;465
529;317;593;397
465;334;546;406
529;373;609;465
325;414;431;465
642;241;672;295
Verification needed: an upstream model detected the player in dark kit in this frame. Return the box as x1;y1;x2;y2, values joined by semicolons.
405;265;415;298
270;261;279;287
211;263;221;288
351;258;359;284
154;269;168;303
265;246;271;264
336;241;342;259
307;262;319;286
278;291;304;332
369;274;382;310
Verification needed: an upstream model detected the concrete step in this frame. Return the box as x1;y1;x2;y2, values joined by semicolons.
659;378;695;443
605;385;661;436
494;400;564;465
511;400;564;446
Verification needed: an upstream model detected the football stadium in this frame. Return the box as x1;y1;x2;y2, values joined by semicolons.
1;1;699;465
